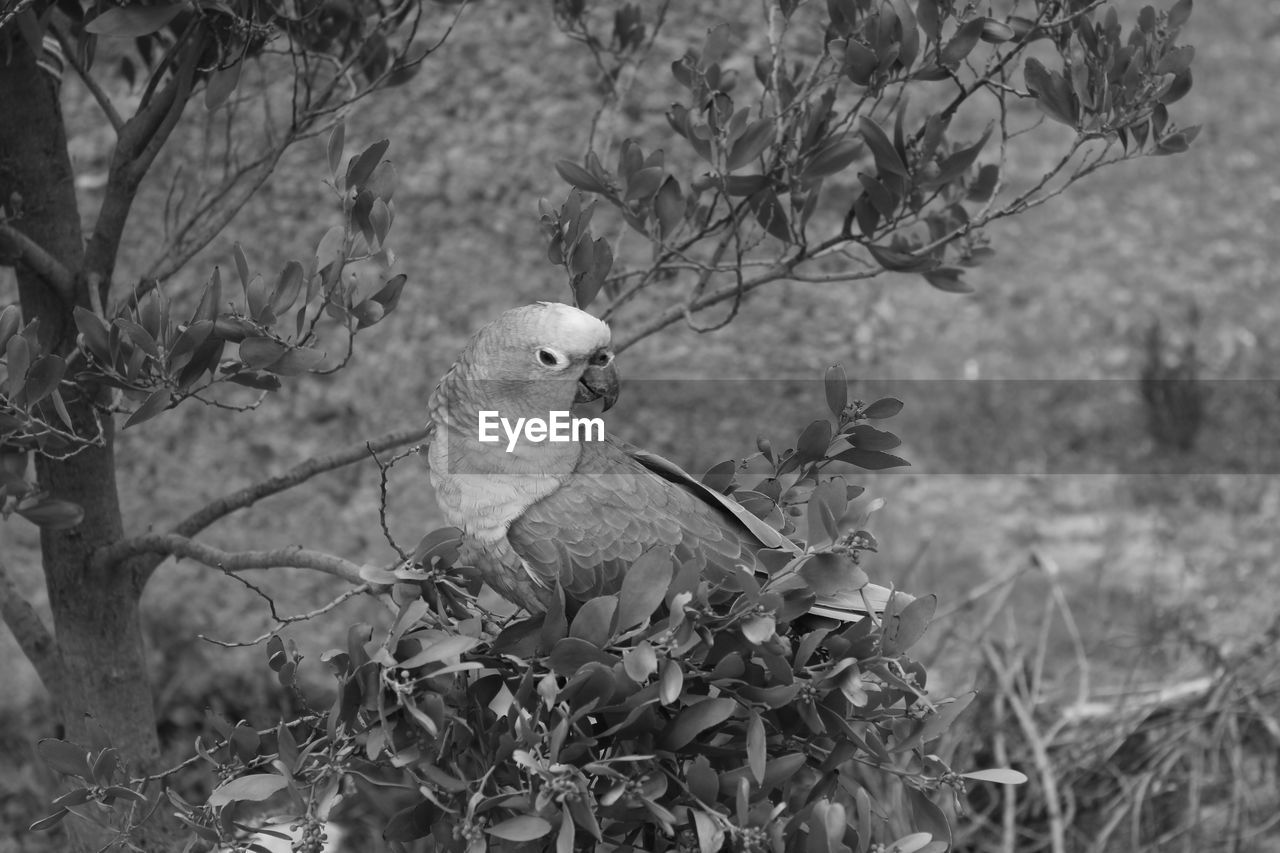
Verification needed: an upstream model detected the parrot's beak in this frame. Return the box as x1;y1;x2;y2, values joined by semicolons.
576;360;620;411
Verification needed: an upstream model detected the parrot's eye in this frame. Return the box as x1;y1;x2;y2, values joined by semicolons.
590;351;612;367
536;348;565;368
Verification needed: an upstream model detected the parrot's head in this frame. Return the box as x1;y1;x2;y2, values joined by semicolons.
454;301;619;416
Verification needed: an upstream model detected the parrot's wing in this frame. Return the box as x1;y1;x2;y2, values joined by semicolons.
505;438;753;601
506;438;904;619
619;443;903;619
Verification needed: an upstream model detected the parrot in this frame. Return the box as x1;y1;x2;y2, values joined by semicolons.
426;301;894;622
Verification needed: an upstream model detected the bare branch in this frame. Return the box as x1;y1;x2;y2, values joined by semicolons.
83;21;203;284
97;532;367;584
0;223;77;301
199;576;373;647
0;558;67;696
614;261;877;352
50;21;124;134
176;423;429;538
135;423;432;582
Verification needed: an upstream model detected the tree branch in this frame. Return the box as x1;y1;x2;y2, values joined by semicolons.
51;21;124;135
0;558;67;698
96;533;367;584
177;423;429;539
83;21;203;286
0;223;76;301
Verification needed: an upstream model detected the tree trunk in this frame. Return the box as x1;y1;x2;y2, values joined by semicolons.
1;29;167;851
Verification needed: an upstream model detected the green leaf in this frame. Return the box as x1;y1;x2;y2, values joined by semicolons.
23;355;65;405
749;189;791;241
6;334;30;397
746;711;766;783
28;810;69;833
123;389;171;430
549;637;618;676
1024;58;1078;127
968;163;999;202
797;552;868;597
115;318;158;357
239;337;288;370
922;124;992;189
824;364;848;417
867;243;936;273
269;261;305;317
569;595;618;646
881;593;937;655
383;801;440;842
90;748;118;785
556;159;609;194
859;173;898;218
50;788;92;809
660;697;737;750
939;16;984;66
888;832;934;853
844;39;879;85
659;658;683;705
346;139;390;191
269;347;325;376
0;305;22;351
84;3;183;38
804;136;863;179
723;174;770;196
888;0;920;69
858;116;909;178
207;773;289;807
727;119;773;171
622;642;658;682
794;419;833;465
326;120;345;178
617;548;675;630
979;18;1016;43
488;816;554;842
693;810;724;853
905;787;952;847
37;739;90;777
961;767;1029;784
916;0;941;42
923;267;972;293
205;58;242;111
396;634;481;669
654;176;684;240
1168;0;1192;29
557;810;575;853
741;613;776;644
843;424;901;451
625;166;665;201
862;397;904;419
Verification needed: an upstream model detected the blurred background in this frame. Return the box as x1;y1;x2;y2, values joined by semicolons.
2;1;1278;850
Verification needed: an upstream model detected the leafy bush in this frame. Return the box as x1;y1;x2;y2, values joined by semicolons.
33;375;1025;851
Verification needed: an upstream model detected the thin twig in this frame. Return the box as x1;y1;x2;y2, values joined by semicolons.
367;442;413;561
136;423;432;581
198;578;373;647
